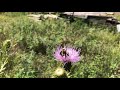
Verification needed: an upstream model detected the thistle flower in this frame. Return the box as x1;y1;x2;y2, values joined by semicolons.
54;45;81;72
54;45;80;63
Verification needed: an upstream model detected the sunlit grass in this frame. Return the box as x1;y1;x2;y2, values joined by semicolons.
0;12;120;78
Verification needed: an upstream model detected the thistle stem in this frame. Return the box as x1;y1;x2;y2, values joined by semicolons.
63;62;72;72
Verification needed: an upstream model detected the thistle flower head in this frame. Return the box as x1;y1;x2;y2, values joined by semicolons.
54;45;80;63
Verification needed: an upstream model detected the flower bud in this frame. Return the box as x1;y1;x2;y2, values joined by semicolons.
3;40;11;49
53;67;68;78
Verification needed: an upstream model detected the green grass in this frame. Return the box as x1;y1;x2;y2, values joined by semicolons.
0;12;120;78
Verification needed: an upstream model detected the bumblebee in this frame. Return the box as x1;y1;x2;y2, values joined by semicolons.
60;47;69;57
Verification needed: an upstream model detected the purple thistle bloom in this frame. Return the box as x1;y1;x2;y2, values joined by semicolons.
54;46;80;63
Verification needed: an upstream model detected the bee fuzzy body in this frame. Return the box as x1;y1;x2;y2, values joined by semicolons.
60;47;69;57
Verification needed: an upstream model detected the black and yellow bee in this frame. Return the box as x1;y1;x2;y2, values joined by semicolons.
60;44;69;57
59;44;71;72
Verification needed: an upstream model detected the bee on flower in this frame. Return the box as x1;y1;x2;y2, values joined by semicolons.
54;44;81;71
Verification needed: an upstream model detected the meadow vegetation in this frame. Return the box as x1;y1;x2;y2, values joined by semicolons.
0;12;120;78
